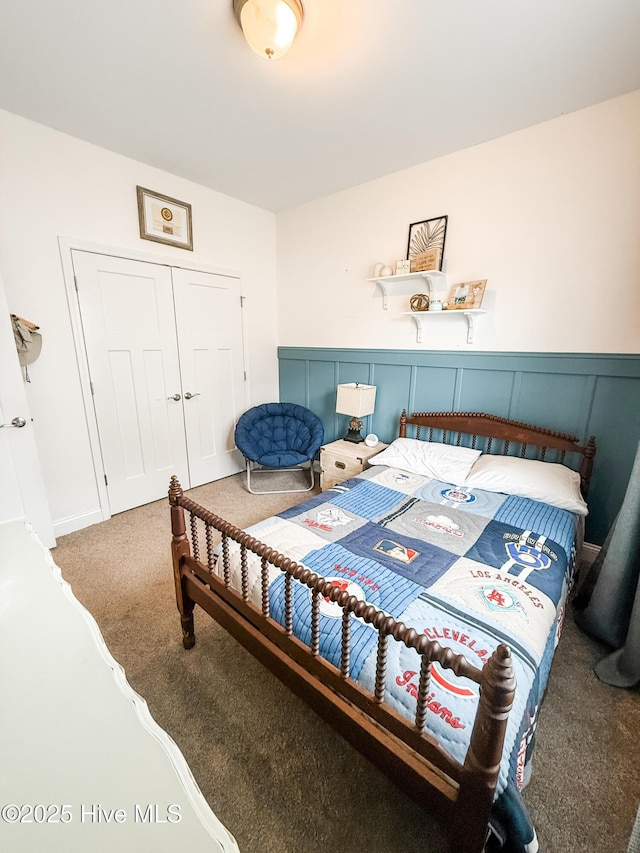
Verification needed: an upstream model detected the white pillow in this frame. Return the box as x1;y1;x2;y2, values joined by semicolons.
368;438;481;485
463;455;588;515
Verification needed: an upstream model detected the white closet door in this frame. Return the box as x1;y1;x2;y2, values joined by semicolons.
72;251;189;514
172;268;245;487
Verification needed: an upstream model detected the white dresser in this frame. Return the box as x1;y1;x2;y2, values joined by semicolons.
0;519;239;853
319;439;387;490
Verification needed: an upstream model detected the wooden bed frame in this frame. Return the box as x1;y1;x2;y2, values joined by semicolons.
169;411;596;852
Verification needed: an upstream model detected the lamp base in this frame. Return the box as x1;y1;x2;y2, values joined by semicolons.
343;416;365;443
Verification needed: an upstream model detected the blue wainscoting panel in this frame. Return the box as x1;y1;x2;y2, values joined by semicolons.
371;364;413;447
513;371;593;438
279;358;307;407
457;368;515;416
413;365;458;412
279;348;640;545
308;359;336;434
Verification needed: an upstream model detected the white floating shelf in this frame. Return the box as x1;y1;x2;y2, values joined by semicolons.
367;270;447;310
401;309;487;344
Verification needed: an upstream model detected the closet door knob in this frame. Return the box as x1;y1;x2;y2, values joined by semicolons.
167;393;181;401
0;416;27;428
184;392;201;400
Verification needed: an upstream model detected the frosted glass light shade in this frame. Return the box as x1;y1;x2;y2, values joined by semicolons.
336;383;377;418
233;0;303;60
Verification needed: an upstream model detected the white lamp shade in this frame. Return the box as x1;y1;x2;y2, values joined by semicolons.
234;0;303;60
336;383;377;418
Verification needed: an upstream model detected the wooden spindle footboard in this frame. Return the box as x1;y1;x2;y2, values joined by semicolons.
169;476;516;852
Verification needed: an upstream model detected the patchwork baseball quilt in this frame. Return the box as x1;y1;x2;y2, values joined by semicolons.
217;464;579;819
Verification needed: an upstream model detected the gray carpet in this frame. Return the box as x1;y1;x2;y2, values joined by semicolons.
53;471;640;852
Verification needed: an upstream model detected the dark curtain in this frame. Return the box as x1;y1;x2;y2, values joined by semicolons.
574;441;640;687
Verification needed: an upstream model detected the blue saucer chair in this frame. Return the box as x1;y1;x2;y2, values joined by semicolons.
234;402;325;494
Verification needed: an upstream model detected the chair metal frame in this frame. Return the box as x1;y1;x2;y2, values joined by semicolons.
244;458;316;495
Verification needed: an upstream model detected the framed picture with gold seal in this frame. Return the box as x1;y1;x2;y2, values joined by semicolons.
136;186;193;250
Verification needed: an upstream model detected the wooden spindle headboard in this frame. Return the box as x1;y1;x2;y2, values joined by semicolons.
399;410;596;496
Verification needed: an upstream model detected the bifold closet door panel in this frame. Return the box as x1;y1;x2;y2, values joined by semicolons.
71;251;190;515
171;268;246;487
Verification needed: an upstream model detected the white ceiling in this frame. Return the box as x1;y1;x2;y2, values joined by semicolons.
1;0;639;212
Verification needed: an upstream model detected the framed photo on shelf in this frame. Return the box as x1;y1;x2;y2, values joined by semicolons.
446;279;487;310
406;215;447;271
136;186;193;250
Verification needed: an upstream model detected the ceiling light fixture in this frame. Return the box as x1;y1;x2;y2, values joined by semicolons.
233;0;304;60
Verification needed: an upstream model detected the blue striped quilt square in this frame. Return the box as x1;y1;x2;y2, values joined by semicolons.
493;495;577;562
268;543;423;677
326;479;410;520
278;490;329;520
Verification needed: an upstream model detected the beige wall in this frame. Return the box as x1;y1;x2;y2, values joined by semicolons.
0;109;279;535
276;91;640;354
2;92;639;534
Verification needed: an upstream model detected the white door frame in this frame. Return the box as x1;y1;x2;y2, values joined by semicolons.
58;237;250;523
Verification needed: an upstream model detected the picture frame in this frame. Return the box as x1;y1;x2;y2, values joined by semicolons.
409;248;441;274
136;186;193;251
446;279;487;310
406;215;448;271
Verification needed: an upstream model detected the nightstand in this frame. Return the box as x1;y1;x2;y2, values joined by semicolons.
320;439;387;491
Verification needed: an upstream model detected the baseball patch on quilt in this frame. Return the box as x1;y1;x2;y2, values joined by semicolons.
358;591;535;796
427;558;556;661
465;521;566;605
287;501;366;542
493;494;577;564
337;521;457;587
418;479;508;517
247;516;328;562
375;496;489;556
368;466;430;494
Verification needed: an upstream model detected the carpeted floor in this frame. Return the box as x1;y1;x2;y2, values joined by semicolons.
53;471;640;852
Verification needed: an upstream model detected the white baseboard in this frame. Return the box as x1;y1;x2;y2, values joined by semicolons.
52;508;106;540
580;541;600;567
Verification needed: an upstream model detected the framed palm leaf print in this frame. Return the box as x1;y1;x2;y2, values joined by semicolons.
406;215;448;271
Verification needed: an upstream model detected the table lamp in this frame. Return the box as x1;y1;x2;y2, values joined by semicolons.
336;382;377;443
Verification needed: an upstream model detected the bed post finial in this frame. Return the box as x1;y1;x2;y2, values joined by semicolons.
169;476;195;649
169;475;183;504
449;643;516;853
399;409;407;438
